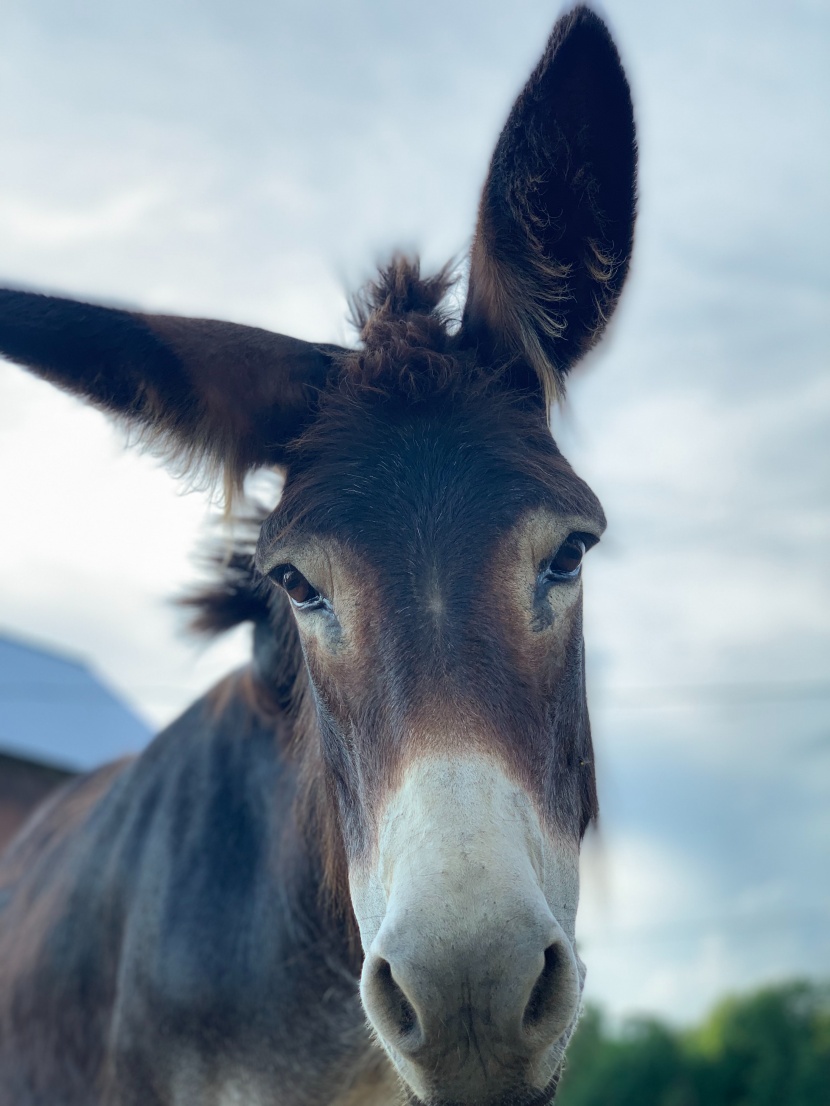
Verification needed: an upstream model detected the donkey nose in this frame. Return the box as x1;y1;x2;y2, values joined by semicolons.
361;912;580;1078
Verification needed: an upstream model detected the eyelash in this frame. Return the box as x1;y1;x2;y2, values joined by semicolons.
540;535;589;584
269;565;328;611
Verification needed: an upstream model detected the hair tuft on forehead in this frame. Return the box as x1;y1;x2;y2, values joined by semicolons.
350;255;457;340
340;256;493;402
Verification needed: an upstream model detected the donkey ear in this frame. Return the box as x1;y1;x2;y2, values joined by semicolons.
460;5;637;403
0;288;344;487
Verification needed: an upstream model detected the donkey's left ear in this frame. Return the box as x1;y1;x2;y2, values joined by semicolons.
460;5;637;403
0;288;346;488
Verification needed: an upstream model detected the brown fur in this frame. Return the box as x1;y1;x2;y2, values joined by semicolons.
0;7;637;1103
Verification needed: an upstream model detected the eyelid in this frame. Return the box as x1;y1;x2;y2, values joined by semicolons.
258;546;297;578
268;564;335;618
536;532;598;587
571;531;600;553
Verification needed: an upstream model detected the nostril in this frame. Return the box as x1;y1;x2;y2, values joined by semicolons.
523;943;568;1032
374;958;419;1041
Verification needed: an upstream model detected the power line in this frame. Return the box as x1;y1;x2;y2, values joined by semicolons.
591;680;830;709
1;679;828;708
577;907;830;949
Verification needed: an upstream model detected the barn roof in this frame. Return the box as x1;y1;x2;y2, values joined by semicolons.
0;631;152;772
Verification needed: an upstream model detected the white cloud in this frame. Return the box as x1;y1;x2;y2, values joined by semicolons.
578;824;830;1022
0;186;169;247
0;0;827;1027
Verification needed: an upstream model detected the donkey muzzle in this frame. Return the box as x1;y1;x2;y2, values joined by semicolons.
351;754;583;1102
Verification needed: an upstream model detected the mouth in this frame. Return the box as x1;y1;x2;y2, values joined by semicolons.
402;1071;562;1106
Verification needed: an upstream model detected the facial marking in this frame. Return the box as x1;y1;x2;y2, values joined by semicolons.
350;752;584;1101
350;752;581;939
425;576;445;621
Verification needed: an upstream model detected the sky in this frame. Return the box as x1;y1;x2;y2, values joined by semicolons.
0;0;828;1023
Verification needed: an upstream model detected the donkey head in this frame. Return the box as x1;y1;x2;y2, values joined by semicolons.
0;7;635;1103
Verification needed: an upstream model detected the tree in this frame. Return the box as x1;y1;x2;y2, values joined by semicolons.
557;981;830;1106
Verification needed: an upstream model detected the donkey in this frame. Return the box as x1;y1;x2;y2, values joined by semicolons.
0;7;636;1105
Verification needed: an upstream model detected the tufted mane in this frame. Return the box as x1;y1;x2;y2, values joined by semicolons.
350;255;456;339
340;256;473;400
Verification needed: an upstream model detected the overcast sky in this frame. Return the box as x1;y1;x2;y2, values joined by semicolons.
0;0;828;1023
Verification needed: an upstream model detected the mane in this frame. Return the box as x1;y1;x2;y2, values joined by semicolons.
179;510;272;636
350;255;456;334
342;256;485;401
178;509;303;714
341;254;549;408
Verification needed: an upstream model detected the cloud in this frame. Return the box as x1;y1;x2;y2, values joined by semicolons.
0;186;169;248
0;0;827;1025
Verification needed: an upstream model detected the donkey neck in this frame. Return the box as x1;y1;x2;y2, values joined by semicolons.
121;666;371;1104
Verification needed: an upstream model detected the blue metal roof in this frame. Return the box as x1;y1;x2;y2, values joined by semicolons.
0;632;153;772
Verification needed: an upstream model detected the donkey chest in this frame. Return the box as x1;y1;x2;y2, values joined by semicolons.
212;1082;398;1106
205;1046;399;1106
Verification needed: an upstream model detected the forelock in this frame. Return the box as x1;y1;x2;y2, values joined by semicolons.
339;256;478;401
350;255;456;339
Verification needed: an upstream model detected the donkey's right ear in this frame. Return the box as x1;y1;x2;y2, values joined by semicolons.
0;288;346;487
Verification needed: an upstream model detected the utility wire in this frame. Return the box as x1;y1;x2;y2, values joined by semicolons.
591;680;830;709
0;680;829;707
577;906;830;948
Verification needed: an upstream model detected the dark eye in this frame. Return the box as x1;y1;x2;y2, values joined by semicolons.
272;565;323;609
545;536;587;581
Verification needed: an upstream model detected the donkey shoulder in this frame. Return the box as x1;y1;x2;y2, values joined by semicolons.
0;669;323;1104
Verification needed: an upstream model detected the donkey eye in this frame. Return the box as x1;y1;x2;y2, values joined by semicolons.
545;536;587;581
273;565;323;609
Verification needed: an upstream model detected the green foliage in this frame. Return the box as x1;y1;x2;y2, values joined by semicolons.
558;981;830;1106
